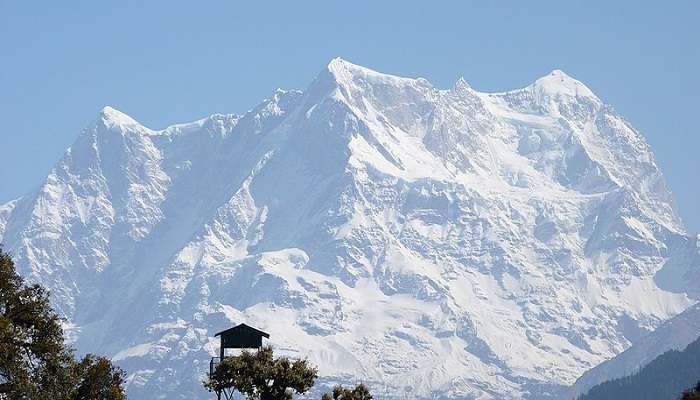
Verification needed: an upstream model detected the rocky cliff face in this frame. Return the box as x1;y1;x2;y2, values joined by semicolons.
0;59;696;399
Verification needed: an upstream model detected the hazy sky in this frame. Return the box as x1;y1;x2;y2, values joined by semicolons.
1;1;699;231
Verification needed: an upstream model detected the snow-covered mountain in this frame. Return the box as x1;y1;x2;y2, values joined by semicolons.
1;59;697;399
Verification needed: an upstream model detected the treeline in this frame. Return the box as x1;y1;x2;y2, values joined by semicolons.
578;335;700;400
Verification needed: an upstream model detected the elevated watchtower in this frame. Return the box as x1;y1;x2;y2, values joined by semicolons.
209;323;270;398
215;323;270;358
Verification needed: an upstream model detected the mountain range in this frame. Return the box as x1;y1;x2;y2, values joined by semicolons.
1;59;698;399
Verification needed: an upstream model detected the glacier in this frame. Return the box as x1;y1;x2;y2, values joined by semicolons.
0;58;697;399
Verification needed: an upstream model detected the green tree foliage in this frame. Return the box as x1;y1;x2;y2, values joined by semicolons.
205;346;317;400
0;249;126;400
321;384;372;400
72;355;128;400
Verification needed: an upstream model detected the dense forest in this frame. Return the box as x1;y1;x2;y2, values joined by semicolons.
578;335;700;400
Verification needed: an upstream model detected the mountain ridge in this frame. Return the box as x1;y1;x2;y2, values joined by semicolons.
0;59;696;399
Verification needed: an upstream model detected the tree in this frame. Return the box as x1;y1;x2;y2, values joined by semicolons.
321;384;373;400
72;355;127;400
205;346;317;400
0;248;126;400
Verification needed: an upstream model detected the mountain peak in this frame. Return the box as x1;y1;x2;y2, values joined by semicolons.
326;56;353;70
325;57;373;74
549;68;569;77
323;57;421;89
325;57;382;82
531;69;597;98
99;106;139;127
453;76;472;91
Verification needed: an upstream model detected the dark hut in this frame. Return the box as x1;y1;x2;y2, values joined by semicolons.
210;323;270;379
214;323;270;357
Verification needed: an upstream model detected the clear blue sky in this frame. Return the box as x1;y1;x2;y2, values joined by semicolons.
1;1;699;231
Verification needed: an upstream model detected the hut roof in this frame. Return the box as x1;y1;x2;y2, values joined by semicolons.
214;323;270;339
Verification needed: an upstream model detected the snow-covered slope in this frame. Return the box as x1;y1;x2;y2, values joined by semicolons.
567;234;700;398
1;59;697;399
